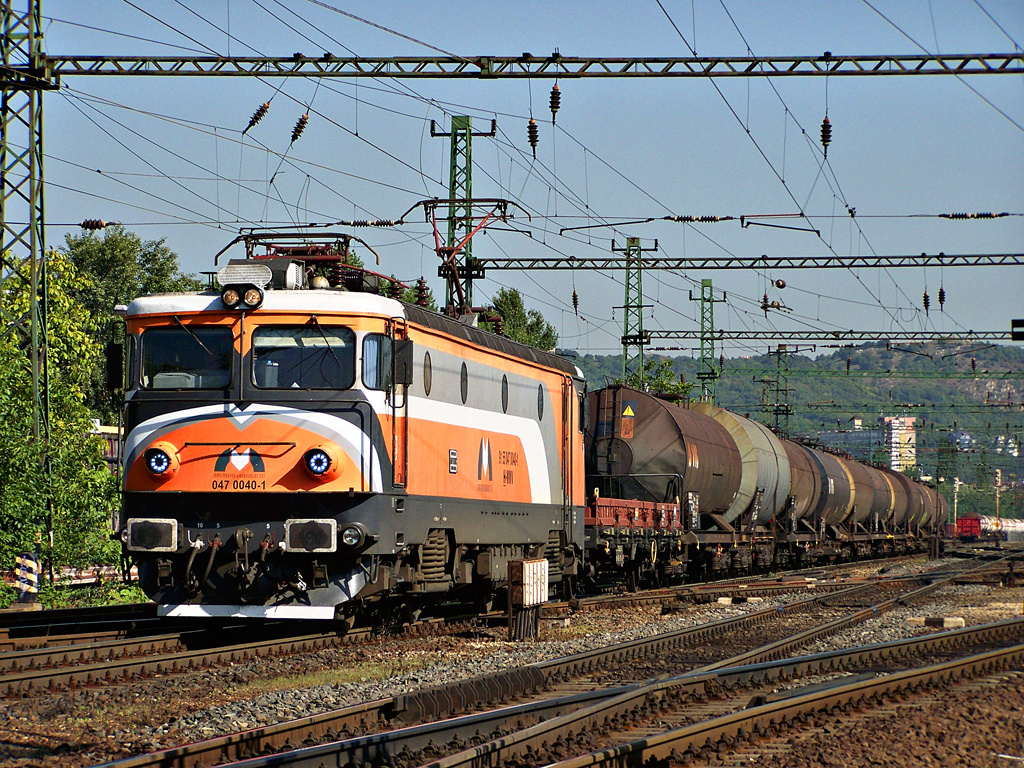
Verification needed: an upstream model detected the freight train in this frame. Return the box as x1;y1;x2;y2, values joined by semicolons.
112;239;945;621
584;387;947;589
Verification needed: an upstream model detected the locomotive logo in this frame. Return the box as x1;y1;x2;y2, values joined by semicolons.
478;437;492;481
213;447;266;473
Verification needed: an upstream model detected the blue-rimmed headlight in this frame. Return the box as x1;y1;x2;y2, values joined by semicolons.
143;443;179;478
146;449;171;475
304;448;331;476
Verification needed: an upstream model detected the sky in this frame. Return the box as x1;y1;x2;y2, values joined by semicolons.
37;0;1024;360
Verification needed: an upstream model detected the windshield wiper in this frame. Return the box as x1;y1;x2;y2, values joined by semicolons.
173;315;213;355
310;315;345;371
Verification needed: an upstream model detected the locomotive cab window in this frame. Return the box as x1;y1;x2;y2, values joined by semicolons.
362;334;393;390
253;326;355;389
141;326;233;389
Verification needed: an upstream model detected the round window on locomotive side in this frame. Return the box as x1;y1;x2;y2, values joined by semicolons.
501;375;509;413
460;362;468;404
537;383;544;420
423;352;432;397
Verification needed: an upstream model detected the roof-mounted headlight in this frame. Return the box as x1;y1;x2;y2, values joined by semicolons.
221;287;242;308
217;263;271;310
242;286;264;309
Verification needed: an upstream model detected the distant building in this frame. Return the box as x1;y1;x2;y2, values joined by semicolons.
881;416;917;472
91;421;121;469
948;429;976;452
819;414;917;471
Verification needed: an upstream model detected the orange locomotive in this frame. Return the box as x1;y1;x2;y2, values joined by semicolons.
117;258;586;621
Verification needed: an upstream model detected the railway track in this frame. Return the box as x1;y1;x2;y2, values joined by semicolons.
135;580;1023;768
91;568;973;768
2;553;963;696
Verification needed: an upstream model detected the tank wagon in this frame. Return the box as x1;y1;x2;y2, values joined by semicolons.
115;248;585;621
584;386;946;585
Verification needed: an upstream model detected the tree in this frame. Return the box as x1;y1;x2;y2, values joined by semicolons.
0;251;119;571
621;357;694;401
60;225;203;420
489;287;558;350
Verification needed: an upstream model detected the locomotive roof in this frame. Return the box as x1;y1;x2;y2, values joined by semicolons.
126;291;580;378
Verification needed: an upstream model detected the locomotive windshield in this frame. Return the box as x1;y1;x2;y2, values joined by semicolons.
252;325;356;389
141;326;233;389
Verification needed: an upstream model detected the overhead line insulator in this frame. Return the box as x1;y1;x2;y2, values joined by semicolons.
939;212;1009;219
666;215;734;223
820;116;832;157
549;84;561;124
527;118;539;157
243;102;270;135
291;113;309;144
80;219;108;230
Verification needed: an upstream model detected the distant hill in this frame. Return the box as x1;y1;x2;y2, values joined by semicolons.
567;342;1024;507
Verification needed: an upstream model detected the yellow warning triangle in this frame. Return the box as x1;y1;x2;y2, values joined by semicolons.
622;405;635;417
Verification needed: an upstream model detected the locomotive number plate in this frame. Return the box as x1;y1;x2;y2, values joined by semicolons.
211;479;267;491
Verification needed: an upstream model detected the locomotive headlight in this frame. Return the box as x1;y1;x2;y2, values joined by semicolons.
242;286;264;309
146;449;171;474
143;442;179;478
305;448;331;475
340;524;365;548
302;445;340;480
221;287;242;308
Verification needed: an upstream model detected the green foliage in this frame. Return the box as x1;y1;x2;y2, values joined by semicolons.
60;225;203;420
0;251;120;572
33;579;148;610
61;224;203;317
620;357;694;400
488;288;558;350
